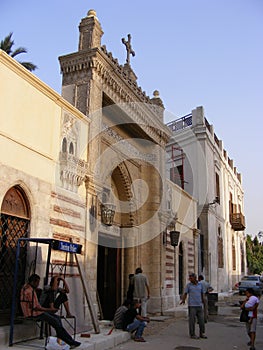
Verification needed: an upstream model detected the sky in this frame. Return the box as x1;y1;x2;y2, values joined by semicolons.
1;0;262;236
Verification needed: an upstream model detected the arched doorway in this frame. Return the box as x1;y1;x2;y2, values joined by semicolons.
178;242;184;295
97;164;132;320
0;186;30;325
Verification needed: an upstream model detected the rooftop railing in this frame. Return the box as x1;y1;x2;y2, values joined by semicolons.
166;113;192;132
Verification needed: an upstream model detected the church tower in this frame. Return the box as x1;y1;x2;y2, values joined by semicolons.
59;9;104;116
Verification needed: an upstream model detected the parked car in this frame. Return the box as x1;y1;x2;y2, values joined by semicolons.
238;275;263;295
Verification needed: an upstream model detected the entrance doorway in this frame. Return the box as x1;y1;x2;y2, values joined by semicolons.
178;242;184;295
0;186;30;325
97;242;121;320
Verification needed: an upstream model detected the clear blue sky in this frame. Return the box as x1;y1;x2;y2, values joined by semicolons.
1;0;262;236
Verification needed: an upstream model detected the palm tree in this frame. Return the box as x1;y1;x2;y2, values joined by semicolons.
0;32;37;71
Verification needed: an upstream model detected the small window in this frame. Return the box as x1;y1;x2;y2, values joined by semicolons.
215;173;220;204
170;165;184;189
62;138;67;153
69;142;74;155
218;226;224;268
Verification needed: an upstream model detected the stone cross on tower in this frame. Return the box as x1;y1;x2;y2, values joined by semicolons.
122;34;135;66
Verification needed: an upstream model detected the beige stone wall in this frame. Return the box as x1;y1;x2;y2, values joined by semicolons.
0;51;95;330
162;180;198;310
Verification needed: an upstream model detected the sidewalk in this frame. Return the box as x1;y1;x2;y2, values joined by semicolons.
0;322;130;350
2;293;262;350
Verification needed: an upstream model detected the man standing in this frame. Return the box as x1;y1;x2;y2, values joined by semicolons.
180;273;207;339
132;267;150;317
198;275;213;323
20;274;81;349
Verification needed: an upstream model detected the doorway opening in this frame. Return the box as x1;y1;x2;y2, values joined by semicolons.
179;242;184;295
97;240;121;320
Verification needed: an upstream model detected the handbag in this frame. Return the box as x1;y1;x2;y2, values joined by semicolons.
240;309;249;322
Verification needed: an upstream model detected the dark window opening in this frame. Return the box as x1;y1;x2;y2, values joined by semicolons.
62;138;67;153
170;165;184;189
69;142;74;155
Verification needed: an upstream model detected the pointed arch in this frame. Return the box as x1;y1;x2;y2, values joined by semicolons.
62;137;67;153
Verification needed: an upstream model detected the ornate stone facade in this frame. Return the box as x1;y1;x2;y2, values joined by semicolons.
0;11;199;342
59;10;197;316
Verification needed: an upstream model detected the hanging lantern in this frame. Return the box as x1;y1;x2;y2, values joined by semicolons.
170;230;180;247
100;203;116;226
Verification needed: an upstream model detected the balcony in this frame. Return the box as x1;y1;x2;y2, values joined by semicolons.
59;152;89;192
166;114;192;132
230;213;246;231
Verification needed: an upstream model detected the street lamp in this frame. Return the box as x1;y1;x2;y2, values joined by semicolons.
170;230;180;247
100;203;116;226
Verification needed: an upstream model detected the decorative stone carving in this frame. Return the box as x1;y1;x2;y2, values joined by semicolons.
59;152;88;192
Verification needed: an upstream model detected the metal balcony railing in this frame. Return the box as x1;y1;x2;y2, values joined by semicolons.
166;114;192;132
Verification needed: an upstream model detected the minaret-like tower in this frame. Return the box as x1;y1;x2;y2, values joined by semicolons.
78;9;104;51
59;9;104;115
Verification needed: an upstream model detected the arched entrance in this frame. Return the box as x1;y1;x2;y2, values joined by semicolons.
0;186;30;325
97;164;132;320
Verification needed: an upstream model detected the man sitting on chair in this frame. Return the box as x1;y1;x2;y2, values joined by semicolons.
40;275;73;318
20;274;81;349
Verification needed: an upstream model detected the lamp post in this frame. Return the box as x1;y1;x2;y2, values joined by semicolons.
100;203;116;226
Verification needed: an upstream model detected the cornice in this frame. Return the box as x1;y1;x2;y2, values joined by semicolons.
59;47;172;147
0;50;89;124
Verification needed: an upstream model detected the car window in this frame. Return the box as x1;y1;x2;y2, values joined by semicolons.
241;276;259;281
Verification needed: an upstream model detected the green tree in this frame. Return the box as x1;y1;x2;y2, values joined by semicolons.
0;32;37;71
246;235;263;274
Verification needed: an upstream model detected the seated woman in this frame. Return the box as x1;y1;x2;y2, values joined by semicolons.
40;275;73;318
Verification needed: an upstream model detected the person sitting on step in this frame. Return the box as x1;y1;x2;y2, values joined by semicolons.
122;299;150;342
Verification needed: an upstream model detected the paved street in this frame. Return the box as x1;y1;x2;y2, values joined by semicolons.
113;298;263;350
2;295;263;350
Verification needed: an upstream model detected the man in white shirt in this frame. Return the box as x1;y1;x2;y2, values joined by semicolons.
198;275;213;323
132;267;150;317
240;287;259;350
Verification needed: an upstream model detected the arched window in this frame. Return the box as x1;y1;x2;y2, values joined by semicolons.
217;226;224;268
0;186;30;325
232;236;236;271
240;242;245;272
62;137;67;153
69;142;74;155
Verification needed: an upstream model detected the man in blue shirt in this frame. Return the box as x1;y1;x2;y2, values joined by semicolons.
180;273;207;339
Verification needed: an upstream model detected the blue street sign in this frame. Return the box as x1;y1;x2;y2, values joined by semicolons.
52;240;82;254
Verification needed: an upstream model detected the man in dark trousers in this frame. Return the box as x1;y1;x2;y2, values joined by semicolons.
132;267;150;317
123;299;150;342
20;274;81;349
180;272;207;339
198;274;213;323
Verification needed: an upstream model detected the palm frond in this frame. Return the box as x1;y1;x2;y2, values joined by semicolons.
0;32;37;72
20;61;37;72
11;47;27;58
0;32;14;55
